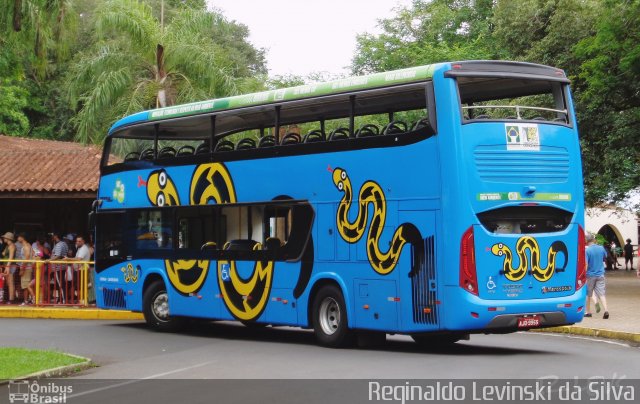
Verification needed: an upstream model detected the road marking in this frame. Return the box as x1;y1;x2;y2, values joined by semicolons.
523;331;633;348
67;361;213;399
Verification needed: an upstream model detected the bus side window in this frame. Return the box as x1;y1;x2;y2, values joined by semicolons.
176;206;218;251
265;206;292;245
132;209;173;250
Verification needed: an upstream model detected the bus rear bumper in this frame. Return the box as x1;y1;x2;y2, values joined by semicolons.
486;311;567;330
439;285;586;333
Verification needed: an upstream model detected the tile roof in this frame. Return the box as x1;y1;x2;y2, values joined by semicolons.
0;135;102;193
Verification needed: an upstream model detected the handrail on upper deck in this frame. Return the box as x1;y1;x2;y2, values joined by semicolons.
462;105;568;120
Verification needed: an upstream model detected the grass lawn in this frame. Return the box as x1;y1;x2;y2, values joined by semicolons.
0;347;87;380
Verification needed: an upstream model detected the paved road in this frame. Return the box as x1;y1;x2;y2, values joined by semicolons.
2;319;638;380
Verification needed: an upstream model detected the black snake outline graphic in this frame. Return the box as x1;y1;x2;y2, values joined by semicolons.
491;237;568;282
331;167;422;276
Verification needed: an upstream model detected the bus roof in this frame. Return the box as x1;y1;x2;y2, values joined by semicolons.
107;60;567;137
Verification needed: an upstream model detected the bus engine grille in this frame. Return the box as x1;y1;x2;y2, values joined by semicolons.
474;148;569;184
411;236;438;325
102;288;126;309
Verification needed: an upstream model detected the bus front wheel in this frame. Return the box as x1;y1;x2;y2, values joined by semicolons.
142;280;185;332
312;285;354;348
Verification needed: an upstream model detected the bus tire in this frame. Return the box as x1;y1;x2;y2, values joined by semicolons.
411;333;467;347
142;280;185;332
312;284;354;347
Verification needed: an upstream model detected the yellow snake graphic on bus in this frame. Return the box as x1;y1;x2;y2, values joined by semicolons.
145;164;274;321
491;237;568;282
331;167;421;275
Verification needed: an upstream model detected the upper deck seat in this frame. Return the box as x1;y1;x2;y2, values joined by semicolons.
214;140;235;152
382;121;407;135
281;133;301;145
303;130;325;143
258;135;276;148
236;138;256;150
355;124;379;137
329;128;350;141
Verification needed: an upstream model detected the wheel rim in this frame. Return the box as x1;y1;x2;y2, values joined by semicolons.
318;297;341;335
152;292;169;322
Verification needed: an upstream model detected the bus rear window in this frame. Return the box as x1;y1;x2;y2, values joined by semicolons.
457;77;569;124
477;206;572;234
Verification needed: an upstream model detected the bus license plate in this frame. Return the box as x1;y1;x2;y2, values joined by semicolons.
517;316;541;328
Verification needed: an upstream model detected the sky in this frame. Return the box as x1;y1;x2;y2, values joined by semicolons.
207;0;414;78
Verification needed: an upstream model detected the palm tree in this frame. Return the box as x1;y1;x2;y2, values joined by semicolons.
68;0;238;144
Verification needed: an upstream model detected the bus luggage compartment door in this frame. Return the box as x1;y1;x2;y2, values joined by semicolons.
353;279;399;331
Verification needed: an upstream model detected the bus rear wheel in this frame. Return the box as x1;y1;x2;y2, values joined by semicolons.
143;280;185;332
312;285;354;348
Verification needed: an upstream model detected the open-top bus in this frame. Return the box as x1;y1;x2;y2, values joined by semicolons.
94;60;586;347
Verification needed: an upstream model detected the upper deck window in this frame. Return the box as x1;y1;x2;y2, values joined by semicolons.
457;77;569;124
101;81;436;169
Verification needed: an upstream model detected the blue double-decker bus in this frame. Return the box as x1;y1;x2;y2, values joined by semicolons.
94;61;586;347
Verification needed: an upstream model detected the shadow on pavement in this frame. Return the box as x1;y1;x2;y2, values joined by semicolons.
105;320;549;356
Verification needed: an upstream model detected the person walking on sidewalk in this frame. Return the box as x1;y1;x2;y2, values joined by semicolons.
623;239;634;271
585;233;610;319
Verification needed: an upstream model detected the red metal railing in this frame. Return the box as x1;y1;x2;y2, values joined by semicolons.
0;260;94;306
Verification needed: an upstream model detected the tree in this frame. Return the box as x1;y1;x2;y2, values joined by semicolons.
351;0;498;74
574;0;640;207
0;0;79;78
0;0;79;139
492;0;597;71
67;0;262;144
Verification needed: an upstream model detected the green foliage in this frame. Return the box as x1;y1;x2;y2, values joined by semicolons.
267;74;306;89
492;0;597;70
0;79;30;135
66;0;266;144
352;0;498;74
574;0;640;207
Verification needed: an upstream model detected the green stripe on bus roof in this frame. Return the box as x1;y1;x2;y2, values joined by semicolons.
147;65;436;121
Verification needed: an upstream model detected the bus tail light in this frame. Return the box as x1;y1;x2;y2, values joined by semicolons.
460;226;478;295
576;225;586;291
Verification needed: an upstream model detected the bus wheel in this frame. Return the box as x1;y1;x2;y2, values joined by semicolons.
411;334;467;347
312;285;354;347
143;281;185;332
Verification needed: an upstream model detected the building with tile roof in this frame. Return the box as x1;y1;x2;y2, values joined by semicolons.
0;135;101;238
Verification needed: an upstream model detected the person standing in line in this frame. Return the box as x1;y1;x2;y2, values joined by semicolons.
48;232;69;304
584;233;610;319
623;239;634;271
64;235;92;304
1;232;17;304
16;234;35;305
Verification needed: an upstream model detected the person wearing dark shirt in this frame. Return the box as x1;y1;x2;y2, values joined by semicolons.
623;239;634;271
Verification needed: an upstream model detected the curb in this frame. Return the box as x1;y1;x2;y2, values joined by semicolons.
0;353;93;385
0;307;143;320
531;326;640;343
